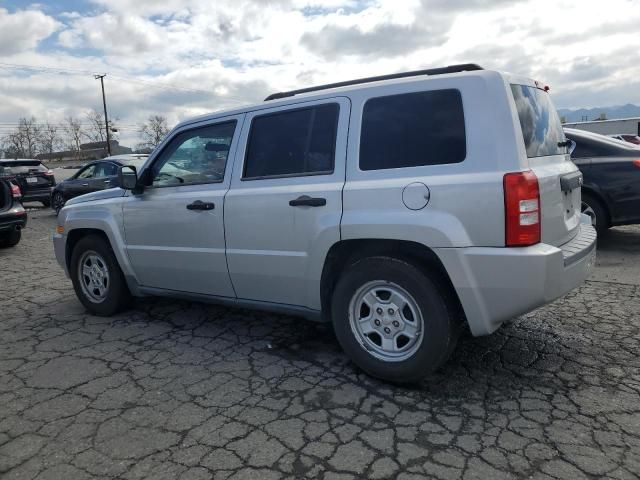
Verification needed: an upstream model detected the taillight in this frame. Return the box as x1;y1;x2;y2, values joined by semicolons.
10;184;21;199
44;170;54;176
504;170;541;247
633;159;640;168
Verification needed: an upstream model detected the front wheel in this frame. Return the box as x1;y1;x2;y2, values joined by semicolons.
70;234;131;316
52;192;65;215
331;256;459;383
581;194;608;234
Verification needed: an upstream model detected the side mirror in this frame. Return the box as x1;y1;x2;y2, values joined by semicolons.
117;165;139;191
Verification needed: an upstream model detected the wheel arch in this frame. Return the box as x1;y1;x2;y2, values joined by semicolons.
581;186;611;226
320;239;465;324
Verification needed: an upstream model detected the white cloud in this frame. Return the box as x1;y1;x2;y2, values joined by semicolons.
0;8;60;55
1;0;640;149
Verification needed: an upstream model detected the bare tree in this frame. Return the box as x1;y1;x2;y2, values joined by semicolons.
138;115;169;150
1;117;40;158
39;121;62;155
84;109;118;145
64;116;84;156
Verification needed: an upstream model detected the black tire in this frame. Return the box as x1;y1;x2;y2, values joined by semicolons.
41;200;51;208
331;256;459;383
581;193;608;234
0;230;21;248
52;192;65;215
70;234;131;316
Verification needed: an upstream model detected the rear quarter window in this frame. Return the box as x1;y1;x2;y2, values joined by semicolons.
359;89;466;171
511;85;566;158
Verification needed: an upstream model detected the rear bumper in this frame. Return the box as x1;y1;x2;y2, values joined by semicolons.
435;221;597;336
0;211;27;232
22;188;53;202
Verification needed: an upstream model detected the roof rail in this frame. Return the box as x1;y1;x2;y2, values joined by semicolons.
264;63;483;101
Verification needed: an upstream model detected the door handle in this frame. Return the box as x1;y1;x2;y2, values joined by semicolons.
104;180;111;184
81;183;89;187
186;200;215;211
289;195;327;207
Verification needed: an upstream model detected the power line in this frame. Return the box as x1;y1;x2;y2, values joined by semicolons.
0;62;219;96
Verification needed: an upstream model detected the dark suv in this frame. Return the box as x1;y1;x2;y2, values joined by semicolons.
0;159;56;206
564;128;640;233
0;179;27;247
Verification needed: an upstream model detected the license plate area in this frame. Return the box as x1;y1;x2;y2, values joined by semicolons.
26;176;38;184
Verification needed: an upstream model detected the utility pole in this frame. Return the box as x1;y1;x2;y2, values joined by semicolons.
94;74;111;156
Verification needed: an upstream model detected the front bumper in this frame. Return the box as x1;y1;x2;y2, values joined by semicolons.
53;232;68;276
436;222;597;336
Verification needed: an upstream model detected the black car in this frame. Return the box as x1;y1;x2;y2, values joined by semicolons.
564;128;640;233
0;159;56;206
51;155;148;214
0;179;27;248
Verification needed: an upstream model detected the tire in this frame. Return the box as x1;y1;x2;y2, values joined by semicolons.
0;230;21;248
581;193;608;234
42;200;51;208
52;192;65;215
70;234;131;316
331;256;459;383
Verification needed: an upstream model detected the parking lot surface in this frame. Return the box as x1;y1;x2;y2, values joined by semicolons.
1;209;639;480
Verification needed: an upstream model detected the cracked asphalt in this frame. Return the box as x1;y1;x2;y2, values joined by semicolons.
1;207;639;480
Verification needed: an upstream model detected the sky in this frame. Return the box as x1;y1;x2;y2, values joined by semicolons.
0;0;639;148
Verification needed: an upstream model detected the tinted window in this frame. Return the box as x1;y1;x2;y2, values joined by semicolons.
152;122;236;187
359;89;466;171
94;163;117;177
76;165;96;179
511;85;566;158
244;104;339;179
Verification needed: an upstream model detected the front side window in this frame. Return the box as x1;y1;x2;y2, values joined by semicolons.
76;165;96;179
511;84;566;158
243;103;339;179
360;89;466;171
151;122;236;187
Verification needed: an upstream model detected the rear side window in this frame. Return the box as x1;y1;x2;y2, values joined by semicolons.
243;104;339;179
359;89;466;171
511;85;566;158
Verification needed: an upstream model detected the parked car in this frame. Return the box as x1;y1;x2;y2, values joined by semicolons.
564;128;640;233
0;179;27;247
51;154;148;214
0;159;55;206
53;64;596;382
609;134;640;145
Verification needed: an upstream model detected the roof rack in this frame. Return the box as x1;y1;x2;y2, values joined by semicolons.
264;63;483;101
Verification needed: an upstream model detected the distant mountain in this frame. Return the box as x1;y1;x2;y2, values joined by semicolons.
558;104;640;123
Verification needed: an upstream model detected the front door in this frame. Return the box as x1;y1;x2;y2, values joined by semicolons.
224;98;350;309
122;116;243;297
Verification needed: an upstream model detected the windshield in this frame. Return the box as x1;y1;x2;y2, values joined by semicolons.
511;84;567;158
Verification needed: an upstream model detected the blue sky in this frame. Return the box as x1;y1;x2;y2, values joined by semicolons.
0;0;639;148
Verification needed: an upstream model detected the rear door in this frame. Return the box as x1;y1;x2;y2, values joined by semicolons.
224;98;349;309
511;84;581;246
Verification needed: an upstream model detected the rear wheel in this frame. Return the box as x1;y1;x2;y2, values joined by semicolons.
331;256;459;383
0;230;21;248
581;193;608;234
52;192;65;215
41;199;51;208
70;234;131;316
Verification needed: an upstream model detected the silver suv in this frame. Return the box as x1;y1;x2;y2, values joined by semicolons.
53;64;596;382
